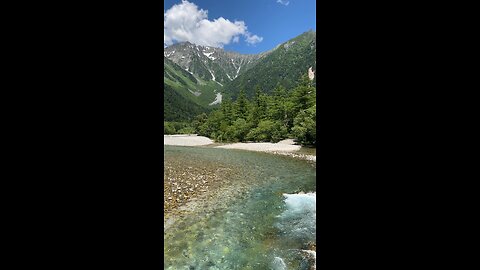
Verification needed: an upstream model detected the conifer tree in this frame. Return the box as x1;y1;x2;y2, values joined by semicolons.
235;89;248;120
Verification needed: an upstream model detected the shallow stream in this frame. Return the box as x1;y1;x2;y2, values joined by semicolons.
164;146;316;269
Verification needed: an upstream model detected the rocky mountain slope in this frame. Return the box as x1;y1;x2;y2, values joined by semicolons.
163;30;316;121
164;42;269;85
225;31;316;98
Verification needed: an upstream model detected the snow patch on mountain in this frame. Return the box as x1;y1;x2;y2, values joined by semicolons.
203;52;216;61
235;65;241;78
208;69;215;81
209;92;222;105
185;67;194;75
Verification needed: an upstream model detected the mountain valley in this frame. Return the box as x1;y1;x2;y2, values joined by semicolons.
163;30;316;121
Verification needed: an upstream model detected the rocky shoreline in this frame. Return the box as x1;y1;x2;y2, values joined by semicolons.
163;154;252;230
269;151;316;163
163;135;316;229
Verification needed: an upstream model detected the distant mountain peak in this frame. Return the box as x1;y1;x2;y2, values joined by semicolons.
164;42;266;84
164;30;317;117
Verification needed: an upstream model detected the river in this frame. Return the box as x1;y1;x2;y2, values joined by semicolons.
164;145;316;269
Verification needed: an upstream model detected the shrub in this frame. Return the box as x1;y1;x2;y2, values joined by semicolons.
164;122;176;134
291;106;316;145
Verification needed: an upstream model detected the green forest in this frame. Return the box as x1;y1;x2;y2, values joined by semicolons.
164;74;316;146
224;31;316;100
163;83;208;121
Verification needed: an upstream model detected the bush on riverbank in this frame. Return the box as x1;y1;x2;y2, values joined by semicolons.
164;121;195;135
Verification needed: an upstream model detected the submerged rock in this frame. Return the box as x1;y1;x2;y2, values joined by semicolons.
163;155;241;222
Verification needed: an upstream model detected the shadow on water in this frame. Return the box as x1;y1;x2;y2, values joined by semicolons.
164;146;316;269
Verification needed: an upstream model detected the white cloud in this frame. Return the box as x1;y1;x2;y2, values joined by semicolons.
277;0;290;6
245;32;263;45
164;0;263;47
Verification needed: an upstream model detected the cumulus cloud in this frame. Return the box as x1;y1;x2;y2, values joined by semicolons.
277;0;290;6
164;0;263;48
245;32;263;45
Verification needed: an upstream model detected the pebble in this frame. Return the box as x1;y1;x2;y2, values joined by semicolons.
163;157;240;218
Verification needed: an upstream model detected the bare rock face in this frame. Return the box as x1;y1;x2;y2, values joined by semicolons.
308;67;315;80
164;41;265;83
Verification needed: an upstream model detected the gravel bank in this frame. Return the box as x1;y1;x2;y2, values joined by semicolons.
164;135;315;162
216;139;316;162
215;139;301;152
164;134;214;146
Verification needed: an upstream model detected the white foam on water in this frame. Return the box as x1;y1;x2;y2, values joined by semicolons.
271;256;287;270
283;192;316;214
277;192;316;242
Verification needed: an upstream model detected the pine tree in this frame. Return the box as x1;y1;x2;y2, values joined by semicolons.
292;74;315;115
220;98;234;125
248;86;267;127
235;89;248;120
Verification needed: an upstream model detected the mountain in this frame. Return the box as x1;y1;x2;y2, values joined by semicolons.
163;30;316;120
164;57;216;121
163;42;267;121
164;42;269;85
164;82;205;121
164;56;221;105
224;31;316;98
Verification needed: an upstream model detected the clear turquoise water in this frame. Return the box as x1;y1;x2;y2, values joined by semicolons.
164;146;316;269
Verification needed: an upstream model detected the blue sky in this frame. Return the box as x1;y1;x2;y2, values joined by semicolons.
164;0;316;54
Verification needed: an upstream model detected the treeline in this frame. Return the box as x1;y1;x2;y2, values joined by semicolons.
164;121;195;135
165;74;316;146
